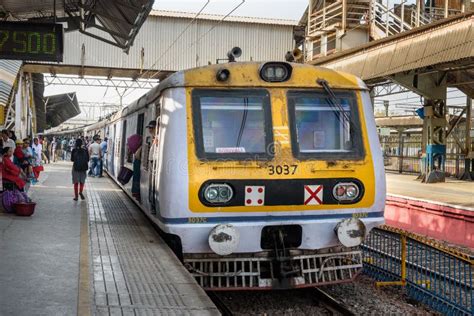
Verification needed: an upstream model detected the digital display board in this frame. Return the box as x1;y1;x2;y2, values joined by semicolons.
0;22;63;62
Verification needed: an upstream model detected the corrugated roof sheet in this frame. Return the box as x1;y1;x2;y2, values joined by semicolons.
311;12;474;82
45;92;81;128
149;10;298;26
0;60;21;106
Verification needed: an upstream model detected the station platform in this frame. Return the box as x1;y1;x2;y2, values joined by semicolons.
0;162;219;315
385;172;474;249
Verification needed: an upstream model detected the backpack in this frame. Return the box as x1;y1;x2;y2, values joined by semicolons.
73;149;89;171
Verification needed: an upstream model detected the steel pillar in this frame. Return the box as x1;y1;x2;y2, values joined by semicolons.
421;99;447;183
392;72;448;183
459;97;473;180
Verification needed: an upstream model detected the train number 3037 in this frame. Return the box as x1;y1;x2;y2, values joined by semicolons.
268;164;298;175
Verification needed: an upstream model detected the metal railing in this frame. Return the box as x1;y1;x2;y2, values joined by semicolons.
362;226;473;315
372;1;412;37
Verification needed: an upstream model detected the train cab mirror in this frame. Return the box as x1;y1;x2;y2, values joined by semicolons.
259;62;292;82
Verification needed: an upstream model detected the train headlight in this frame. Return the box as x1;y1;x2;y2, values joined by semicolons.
204;184;233;204
259;62;292;82
333;182;360;201
209;224;239;255
335;218;366;247
205;187;219;201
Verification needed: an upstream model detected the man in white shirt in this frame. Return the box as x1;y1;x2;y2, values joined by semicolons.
2;129;16;150
32;138;43;166
88;136;102;177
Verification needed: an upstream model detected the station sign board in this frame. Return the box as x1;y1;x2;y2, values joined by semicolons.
0;21;63;62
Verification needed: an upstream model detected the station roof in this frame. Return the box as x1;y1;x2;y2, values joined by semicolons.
0;0;154;52
310;12;474;84
149;10;298;26
44;92;81;128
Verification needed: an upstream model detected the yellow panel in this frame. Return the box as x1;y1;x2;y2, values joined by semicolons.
183;63;374;213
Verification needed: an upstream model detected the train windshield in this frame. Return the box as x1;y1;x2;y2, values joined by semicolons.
287;90;364;159
192;89;273;159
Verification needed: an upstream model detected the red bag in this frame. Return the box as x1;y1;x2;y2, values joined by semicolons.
127;134;142;154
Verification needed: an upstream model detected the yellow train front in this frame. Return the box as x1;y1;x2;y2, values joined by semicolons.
146;61;385;289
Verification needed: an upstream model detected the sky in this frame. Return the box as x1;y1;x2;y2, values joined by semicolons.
152;0;308;20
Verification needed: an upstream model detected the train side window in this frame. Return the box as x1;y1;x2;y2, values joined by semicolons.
137;113;145;136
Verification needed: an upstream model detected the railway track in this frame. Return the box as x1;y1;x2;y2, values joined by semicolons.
310;287;355;315
207;287;355;316
362;226;474;315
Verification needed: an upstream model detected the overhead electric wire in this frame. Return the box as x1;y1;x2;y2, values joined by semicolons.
119;0;246;102
137;0;212;81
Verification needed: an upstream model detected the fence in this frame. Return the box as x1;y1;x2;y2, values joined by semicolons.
380;131;472;177
362;226;473;315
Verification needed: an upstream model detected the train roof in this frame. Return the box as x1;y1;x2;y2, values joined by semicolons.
88;62;367;127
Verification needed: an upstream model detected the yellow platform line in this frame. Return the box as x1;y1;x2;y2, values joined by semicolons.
77;201;91;316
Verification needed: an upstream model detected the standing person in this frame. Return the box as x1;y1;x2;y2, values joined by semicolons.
88;136;101;177
99;137;108;177
146;120;158;213
42;137;50;164
71;138;89;201
31;138;42;166
84;136;90;148
2;130;16;150
55;138;63;161
61;138;68;160
51;137;57;162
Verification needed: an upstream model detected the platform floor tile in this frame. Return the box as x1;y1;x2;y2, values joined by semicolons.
86;178;219;315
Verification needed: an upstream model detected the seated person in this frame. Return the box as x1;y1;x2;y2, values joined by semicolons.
13;139;25;166
2;146;26;190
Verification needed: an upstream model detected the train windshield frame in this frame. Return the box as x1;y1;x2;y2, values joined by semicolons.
287;90;364;160
192;89;274;160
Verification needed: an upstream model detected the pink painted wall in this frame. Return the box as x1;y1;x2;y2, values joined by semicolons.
384;195;474;249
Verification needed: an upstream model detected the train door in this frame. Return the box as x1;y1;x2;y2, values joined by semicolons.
132;113;145;200
148;102;160;215
110;124;116;175
120;120;127;167
105;126;109;171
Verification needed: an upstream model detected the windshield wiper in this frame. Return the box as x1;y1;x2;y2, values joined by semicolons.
316;78;356;135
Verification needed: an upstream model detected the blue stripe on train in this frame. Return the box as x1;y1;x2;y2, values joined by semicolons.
156;211;385;224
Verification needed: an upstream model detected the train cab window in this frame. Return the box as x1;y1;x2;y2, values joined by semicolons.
287;90;364;160
192;89;273;160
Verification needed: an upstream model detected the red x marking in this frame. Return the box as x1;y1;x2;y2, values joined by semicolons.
304;185;323;205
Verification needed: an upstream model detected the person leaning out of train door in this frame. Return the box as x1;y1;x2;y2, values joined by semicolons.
146;120;158;163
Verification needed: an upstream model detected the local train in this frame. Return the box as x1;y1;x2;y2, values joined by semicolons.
83;60;386;290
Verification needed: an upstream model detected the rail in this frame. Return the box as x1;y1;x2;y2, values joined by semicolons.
311;287;355;315
362;226;473;315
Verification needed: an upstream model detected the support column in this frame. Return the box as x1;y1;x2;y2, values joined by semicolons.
422;98;448;183
460;97;473;180
397;128;405;174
